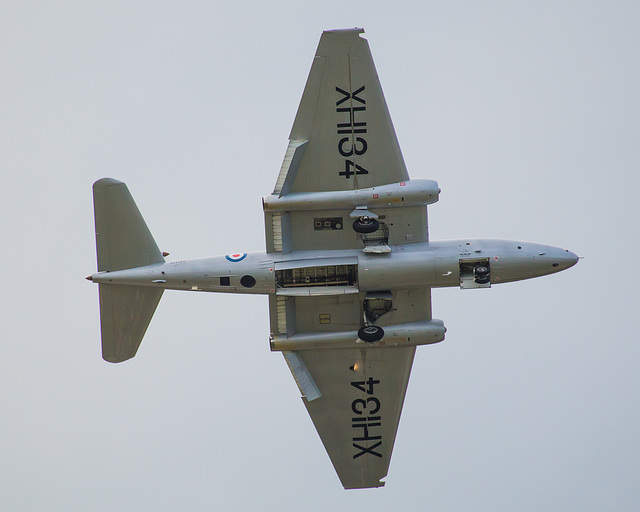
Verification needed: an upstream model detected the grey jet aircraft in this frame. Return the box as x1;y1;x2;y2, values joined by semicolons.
88;28;578;489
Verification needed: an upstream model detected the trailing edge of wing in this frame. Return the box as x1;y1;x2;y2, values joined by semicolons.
284;351;322;401
273;140;308;197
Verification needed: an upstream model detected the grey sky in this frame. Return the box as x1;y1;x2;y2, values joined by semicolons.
1;1;638;510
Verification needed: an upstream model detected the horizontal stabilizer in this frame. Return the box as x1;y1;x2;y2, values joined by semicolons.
93;178;164;272
92;178;165;362
99;284;163;363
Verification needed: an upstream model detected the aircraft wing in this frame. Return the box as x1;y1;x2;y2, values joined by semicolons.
294;345;415;489
267;29;436;488
265;29;428;253
277;28;407;195
272;288;431;488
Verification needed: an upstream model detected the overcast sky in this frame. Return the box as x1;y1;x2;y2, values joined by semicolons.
1;1;639;511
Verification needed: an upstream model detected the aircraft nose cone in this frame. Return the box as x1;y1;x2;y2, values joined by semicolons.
550;249;579;271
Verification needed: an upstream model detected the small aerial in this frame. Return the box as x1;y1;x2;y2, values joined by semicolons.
87;28;578;489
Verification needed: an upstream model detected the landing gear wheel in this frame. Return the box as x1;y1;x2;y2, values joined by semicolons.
475;275;490;284
358;325;385;343
353;218;380;234
474;265;489;276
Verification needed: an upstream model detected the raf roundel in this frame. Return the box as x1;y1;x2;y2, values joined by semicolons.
225;253;247;262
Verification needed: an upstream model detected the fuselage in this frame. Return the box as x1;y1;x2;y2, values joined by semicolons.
90;239;578;294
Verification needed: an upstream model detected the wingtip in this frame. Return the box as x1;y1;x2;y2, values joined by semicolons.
323;27;364;34
93;177;124;190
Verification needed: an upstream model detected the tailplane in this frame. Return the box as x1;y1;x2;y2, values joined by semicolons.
92;178;165;363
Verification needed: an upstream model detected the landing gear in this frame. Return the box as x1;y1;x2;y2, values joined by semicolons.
474;265;489;276
460;259;491;289
357;292;392;343
475;274;490;284
358;325;385;343
474;265;490;284
352;217;380;233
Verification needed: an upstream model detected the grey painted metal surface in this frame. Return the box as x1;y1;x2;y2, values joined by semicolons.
88;28;578;489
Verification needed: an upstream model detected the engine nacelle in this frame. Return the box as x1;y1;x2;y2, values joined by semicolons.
270;319;446;351
263;179;440;213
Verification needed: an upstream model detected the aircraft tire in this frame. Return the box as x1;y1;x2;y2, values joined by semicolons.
475;275;490;284
353;218;380;233
474;265;489;276
358;325;385;343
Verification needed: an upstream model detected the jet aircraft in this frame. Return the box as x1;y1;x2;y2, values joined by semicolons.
88;28;578;489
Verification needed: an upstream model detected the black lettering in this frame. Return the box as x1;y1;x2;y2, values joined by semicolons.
352;415;382;425
340;160;355;179
336;107;353;132
351;85;365;104
366;397;380;414
335;87;351;106
338;137;367;157
351;398;366;415
340;160;369;179
351;106;366;131
350;397;380;415
335;86;366;106
352;416;383;442
336;106;367;134
354;137;367;155
352;427;382;442
336;86;370;178
338;137;353;156
353;441;383;459
350;378;380;395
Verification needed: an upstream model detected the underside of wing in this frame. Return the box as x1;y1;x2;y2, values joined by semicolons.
266;30;445;487
271;287;437;488
280;28;408;195
265;29;438;254
296;346;416;489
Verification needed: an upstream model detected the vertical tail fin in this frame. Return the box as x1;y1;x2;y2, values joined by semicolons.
92;179;165;362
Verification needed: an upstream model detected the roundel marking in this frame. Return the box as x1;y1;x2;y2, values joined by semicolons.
240;275;256;288
225;253;247;262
